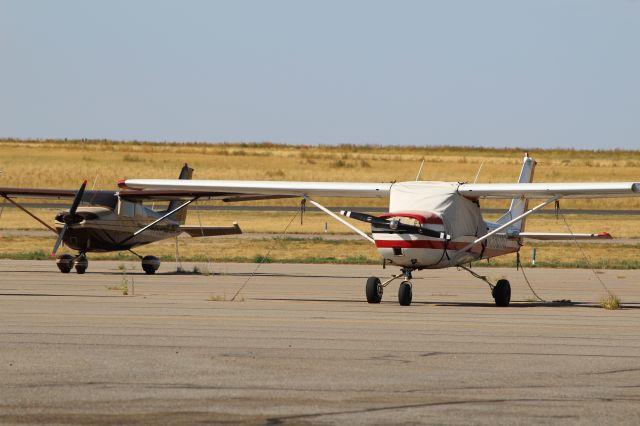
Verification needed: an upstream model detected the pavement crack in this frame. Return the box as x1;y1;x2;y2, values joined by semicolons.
586;368;640;376
264;397;640;423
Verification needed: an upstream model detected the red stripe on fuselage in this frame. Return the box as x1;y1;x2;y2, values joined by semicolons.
374;239;518;258
375;240;461;249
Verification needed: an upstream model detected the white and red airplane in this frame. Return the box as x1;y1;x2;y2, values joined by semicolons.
120;154;639;306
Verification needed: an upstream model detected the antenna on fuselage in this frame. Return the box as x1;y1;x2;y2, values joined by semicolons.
473;162;484;183
415;159;425;181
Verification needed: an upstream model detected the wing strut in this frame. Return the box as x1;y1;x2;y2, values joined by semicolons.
453;195;562;263
304;196;375;244
118;197;199;246
1;195;58;234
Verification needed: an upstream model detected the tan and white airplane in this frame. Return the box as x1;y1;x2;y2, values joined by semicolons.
121;154;639;306
0;164;241;274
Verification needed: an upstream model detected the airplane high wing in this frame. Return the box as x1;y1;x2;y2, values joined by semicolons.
120;180;639;200
119;180;392;199
0;187;118;205
120;154;640;308
457;182;640;199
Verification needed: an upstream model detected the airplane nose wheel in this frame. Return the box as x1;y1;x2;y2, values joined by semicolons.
366;268;415;306
398;281;413;306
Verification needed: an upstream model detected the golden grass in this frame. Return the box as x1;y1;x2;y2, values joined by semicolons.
0;235;375;262
487;243;639;269
1;139;639;210
208;295;228;301
2;205;640;238
1;140;638;268
106;283;129;296
1;234;638;269
600;294;622;310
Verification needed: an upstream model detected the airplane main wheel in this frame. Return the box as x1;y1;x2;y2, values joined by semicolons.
74;257;88;274
492;279;511;307
56;254;74;273
142;255;161;275
142;265;156;275
398;281;412;306
365;277;383;304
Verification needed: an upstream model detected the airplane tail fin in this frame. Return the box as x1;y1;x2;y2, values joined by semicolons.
496;154;536;232
166;163;194;224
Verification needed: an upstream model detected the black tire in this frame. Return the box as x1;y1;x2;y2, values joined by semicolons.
398;281;412;306
56;254;74;273
141;255;160;275
365;277;383;304
492;279;511;307
143;266;156;275
74;257;88;275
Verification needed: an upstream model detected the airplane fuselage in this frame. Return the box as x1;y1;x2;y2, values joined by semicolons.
373;217;520;269
54;205;181;252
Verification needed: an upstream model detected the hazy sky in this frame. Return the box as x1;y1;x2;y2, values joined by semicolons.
1;1;639;149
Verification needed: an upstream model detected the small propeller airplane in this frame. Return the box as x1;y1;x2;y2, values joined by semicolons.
0;164;241;274
120;154;639;306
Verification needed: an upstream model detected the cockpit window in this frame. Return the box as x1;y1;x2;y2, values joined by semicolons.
118;200;135;217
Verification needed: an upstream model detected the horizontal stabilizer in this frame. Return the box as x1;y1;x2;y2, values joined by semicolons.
179;223;242;237
518;232;612;240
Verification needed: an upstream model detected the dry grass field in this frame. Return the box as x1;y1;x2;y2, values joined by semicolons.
0;233;638;269
1;208;639;238
1;139;639;209
1;140;638;268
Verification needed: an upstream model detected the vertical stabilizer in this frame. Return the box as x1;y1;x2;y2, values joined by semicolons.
496;154;536;231
166;163;193;224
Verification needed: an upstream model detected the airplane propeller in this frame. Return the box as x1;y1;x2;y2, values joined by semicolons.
51;180;87;257
341;210;450;240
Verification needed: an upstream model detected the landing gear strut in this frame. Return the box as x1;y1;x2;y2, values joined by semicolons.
365;268;414;306
459;265;511;307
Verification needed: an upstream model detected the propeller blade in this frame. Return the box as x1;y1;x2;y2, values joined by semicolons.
51;181;86;257
340;210;390;227
341;210;449;240
51;224;68;257
68;180;88;217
